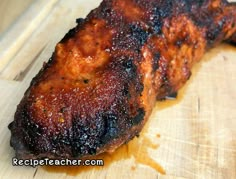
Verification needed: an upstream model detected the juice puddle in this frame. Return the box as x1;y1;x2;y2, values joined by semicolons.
43;82;186;176
43;133;165;175
128;135;165;174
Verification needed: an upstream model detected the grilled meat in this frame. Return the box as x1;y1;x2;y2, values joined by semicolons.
9;0;236;159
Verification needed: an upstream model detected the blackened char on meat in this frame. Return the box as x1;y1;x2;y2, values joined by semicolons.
9;0;236;159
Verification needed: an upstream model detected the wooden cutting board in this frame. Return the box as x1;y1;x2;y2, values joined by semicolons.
0;0;236;178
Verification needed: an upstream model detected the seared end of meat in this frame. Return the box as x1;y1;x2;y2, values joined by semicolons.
9;81;146;159
8;53;146;159
8;22;146;158
9;108;145;159
9;0;236;159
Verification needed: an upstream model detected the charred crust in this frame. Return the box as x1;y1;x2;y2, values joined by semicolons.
129;23;150;46
121;57;144;94
165;92;178;100
152;52;161;71
112;23;149;51
71;115;105;157
157;73;173;99
114;56;144;95
135;82;144;94
131;108;145;125
156;0;173;18
59;107;67;113
177;0;205;13
101;113;119;143
60;17;83;43
206;18;225;46
122;83;131;98
146;1;175;34
76;18;84;24
100;3;115;19
195;0;205;7
60;27;77;43
175;40;183;48
11;105;47;157
83;79;90;84
122;58;136;75
148;7;165;34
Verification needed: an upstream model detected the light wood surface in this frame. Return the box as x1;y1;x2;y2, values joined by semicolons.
0;0;59;77
0;1;236;179
0;0;33;34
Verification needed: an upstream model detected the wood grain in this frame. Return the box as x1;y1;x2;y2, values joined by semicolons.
0;0;33;34
0;1;235;179
0;0;59;76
